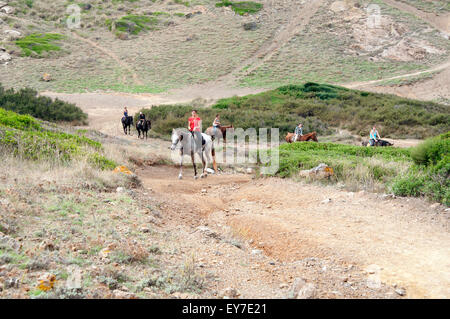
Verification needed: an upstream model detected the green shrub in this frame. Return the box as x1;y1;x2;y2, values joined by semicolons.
0;108;114;170
108;15;158;35
392;132;449;205
411;132;449;166
210;82;449;139
0;85;87;124
15;33;63;57
215;1;263;15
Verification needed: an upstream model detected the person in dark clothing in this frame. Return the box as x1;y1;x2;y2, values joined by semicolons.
139;112;146;125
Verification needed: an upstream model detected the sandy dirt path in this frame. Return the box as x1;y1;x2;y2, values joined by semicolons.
138;165;450;298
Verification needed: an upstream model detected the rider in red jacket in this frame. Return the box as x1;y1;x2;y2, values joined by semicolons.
188;110;202;150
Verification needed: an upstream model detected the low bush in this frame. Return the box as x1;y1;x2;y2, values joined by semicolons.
215;1;263;15
0;108;115;170
106;15;159;35
211;82;449;139
392;132;449;205
0;85;87;124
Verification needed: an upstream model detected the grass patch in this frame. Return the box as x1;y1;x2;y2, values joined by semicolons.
273;132;449;205
106;15;159;36
274;142;411;188
215;1;263;15
15;33;63;57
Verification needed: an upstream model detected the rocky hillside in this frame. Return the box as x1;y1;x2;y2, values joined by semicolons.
0;0;448;95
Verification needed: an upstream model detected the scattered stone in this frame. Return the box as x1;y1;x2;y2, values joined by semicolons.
430;203;441;209
186;34;198;41
41;73;52;82
299;163;334;179
4;30;21;41
4;277;19;289
246;168;254;174
287;278;306;299
321;198;332;204
141;227;150;233
0;5;14;14
279;283;289;289
0;51;11;64
83;4;92;10
297;283;316;299
243;22;258;31
99;247;112;258
201;189;207;194
116;187;125;193
221;287;240;299
39;239;57;251
113;289;136;299
37;273;56;291
395;288;406;296
196;226;220;239
251;249;262;255
117;32;129;41
382;194;396;199
66;266;82;290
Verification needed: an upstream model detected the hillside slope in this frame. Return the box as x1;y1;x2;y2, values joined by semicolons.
0;0;448;98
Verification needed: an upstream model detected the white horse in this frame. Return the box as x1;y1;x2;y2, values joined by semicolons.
170;129;217;179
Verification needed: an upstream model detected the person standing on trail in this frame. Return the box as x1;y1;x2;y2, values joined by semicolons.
369;126;380;146
293;123;303;142
188;110;202;151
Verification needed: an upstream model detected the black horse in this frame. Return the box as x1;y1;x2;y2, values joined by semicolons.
362;139;394;147
122;116;133;135
136;119;151;139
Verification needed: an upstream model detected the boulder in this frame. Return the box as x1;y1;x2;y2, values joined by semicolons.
0;51;11;64
243;22;258;31
4;30;21;41
0;5;14;14
299;163;334;179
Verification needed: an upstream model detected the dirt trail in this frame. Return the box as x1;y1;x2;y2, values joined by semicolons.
139;165;450;298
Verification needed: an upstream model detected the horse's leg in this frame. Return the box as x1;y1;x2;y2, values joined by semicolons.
178;149;183;179
200;150;207;178
191;152;198;180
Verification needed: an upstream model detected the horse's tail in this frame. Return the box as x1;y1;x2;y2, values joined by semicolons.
211;146;218;172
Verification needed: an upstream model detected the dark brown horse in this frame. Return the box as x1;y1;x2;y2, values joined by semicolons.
285;132;318;143
205;125;234;143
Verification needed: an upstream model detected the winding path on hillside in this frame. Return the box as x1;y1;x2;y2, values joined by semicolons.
343;0;450;94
